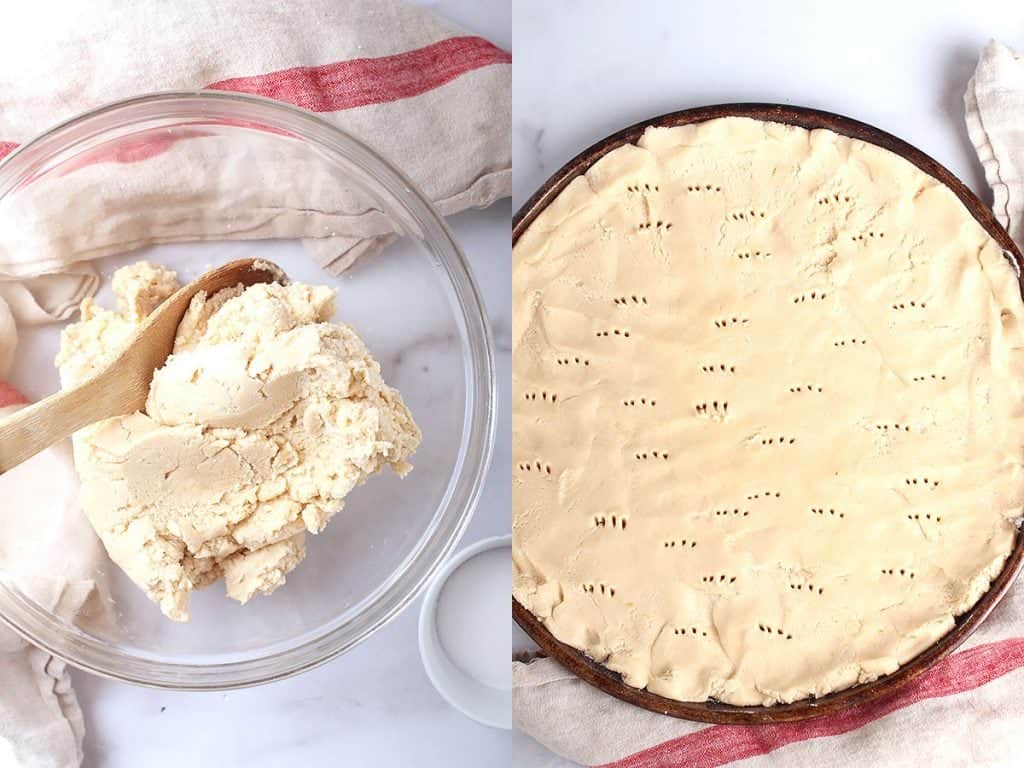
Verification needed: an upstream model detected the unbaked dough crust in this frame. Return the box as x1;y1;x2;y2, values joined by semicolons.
512;117;1024;706
58;262;420;622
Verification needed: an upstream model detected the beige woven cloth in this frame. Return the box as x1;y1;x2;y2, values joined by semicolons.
967;41;1024;247
0;1;509;765
0;0;510;327
0;408;104;768
513;40;1024;768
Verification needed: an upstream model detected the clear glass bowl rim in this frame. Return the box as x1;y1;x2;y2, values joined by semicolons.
0;91;496;690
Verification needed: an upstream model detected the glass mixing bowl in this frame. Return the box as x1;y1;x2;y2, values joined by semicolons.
0;93;495;689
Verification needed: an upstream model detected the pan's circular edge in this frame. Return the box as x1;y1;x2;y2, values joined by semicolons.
513;103;1019;257
512;103;1024;723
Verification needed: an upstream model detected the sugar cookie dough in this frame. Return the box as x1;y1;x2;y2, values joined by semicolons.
512;117;1024;706
58;261;420;622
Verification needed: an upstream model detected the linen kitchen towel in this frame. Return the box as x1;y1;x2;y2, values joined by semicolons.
0;0;510;325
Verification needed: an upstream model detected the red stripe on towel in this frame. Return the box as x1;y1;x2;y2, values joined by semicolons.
605;637;1024;768
0;381;28;408
0;35;510;165
55;129;214;176
206;35;511;112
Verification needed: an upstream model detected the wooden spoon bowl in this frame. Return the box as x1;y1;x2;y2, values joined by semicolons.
0;258;285;474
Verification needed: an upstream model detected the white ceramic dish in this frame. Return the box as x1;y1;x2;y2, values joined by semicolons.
418;534;511;729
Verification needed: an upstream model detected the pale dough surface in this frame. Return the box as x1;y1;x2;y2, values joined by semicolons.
57;262;420;622
512;117;1024;706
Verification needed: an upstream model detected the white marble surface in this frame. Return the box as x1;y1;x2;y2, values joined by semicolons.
8;2;514;766
512;2;1021;766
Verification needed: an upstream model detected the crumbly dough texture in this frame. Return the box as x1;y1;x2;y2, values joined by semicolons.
58;262;420;622
512;117;1024;706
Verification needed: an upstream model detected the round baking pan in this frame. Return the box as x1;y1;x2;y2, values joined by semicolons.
512;103;1024;724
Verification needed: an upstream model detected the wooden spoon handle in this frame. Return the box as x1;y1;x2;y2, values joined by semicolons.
0;367;145;474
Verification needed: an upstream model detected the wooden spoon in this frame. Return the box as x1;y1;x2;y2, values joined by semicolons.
0;258;285;474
